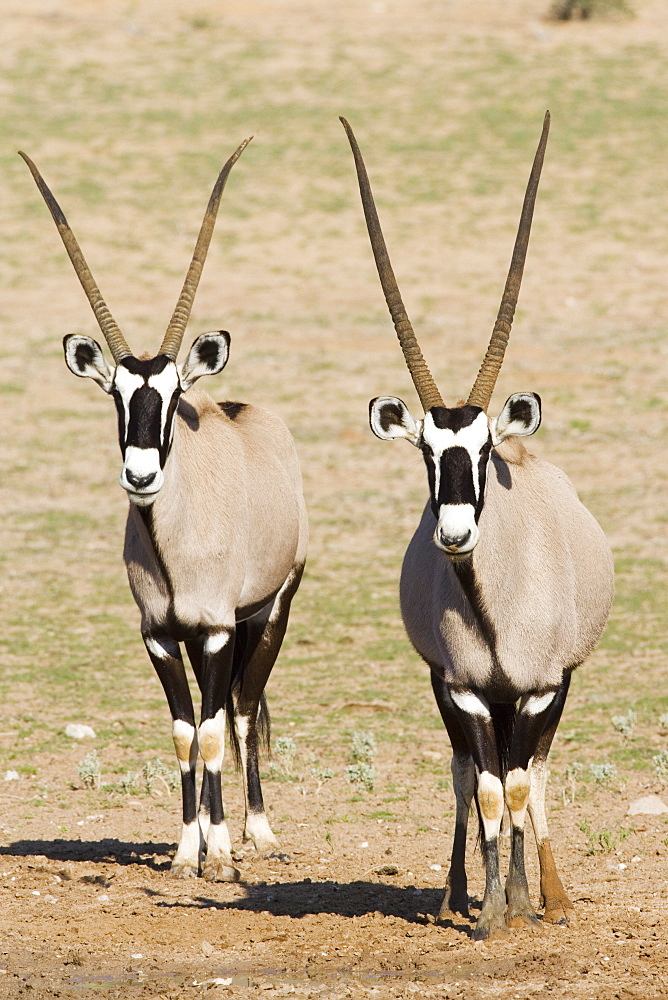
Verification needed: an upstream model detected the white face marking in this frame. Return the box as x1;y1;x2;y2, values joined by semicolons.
435;503;479;553
450;689;491;718
113;367;144;438
421;410;490;502
120;445;164;503
422;410;491;554
522;692;556;716
148;366;181;449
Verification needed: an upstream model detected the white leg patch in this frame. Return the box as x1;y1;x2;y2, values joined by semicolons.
528;757;550;843
204;630;232;656
172;819;200;870
477;771;504;841
145;636;178;661
451;690;491;718
206;819;233;859
199;710;226;773
522;692;556;716
172;719;197;773
505;765;531;829
244;812;279;852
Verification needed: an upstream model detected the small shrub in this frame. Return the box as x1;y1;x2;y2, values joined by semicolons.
273;736;297;776
653;750;668;785
563;760;584;804
548;0;633;19
346;761;375;792
580;819;631;855
142;758;179;797
78;750;101;791
310;765;335;792
589;762;618;785
351;731;377;763
611;710;636;739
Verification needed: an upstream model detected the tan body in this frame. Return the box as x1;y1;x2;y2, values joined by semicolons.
124;388;308;634
401;438;613;699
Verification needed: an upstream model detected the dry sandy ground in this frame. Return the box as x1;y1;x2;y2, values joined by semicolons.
0;0;667;997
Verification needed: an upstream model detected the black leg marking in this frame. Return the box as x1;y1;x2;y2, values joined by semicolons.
143;633;199;878
447;686;507;939
431;672;473;919
198;626;239;883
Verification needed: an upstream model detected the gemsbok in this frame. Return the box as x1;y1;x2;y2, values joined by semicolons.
341;113;613;938
21;141;308;882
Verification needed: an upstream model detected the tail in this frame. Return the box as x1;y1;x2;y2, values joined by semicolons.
226;621;271;771
475;702;517;844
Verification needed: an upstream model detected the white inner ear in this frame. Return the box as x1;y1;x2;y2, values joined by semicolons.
64;336;114;393
179;332;229;389
370;397;422;446
491;393;540;445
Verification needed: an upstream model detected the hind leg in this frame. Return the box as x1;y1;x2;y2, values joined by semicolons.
528;673;575;924
431;672;474;919
234;564;305;854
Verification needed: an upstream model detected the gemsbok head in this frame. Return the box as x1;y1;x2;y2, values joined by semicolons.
342;112;613;939
22;143;308;883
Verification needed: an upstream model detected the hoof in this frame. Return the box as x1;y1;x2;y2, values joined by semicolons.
472;921;509;941
506;911;541;930
544;900;575;925
169;860;199;879
201;858;241;883
437;898;470;923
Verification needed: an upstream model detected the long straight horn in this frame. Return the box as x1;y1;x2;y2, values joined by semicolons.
159;137;253;361
467;111;550;411
340;117;444;412
19;151;132;363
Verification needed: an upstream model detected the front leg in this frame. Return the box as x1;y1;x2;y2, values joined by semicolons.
505;689;560;927
430;672;474;919
199;627;239;883
143;633;200;878
449;688;506;940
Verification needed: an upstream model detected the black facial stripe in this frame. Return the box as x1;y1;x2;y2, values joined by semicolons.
476;441;492;518
127;385;163;450
438;446;477;507
429;404;484;431
121;354;172;376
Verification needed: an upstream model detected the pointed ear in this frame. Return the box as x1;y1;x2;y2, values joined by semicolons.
491;392;541;446
63;335;114;392
369;396;423;446
179;331;230;390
